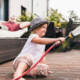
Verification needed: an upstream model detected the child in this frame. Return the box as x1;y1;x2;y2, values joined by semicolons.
13;17;65;80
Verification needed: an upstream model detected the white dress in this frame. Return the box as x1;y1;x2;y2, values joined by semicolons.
13;34;45;65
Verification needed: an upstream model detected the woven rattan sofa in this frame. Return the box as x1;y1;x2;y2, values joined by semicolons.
0;28;28;63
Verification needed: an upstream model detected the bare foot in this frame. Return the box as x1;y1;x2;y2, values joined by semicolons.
13;72;26;80
13;77;26;80
48;71;53;74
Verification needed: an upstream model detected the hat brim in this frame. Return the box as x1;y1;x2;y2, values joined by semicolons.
29;21;50;32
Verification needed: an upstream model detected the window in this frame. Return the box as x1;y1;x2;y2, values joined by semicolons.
4;0;9;21
21;6;26;16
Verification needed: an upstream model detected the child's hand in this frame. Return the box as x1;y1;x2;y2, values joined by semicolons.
58;37;65;43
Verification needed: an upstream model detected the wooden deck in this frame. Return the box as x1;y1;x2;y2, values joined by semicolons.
1;49;80;80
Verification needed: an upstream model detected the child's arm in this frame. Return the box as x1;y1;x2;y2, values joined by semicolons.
40;50;46;64
32;36;65;45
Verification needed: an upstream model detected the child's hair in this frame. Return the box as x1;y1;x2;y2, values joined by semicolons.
30;24;45;35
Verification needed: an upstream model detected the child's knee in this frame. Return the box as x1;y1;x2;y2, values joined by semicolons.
25;54;34;62
21;54;34;69
30;63;49;77
36;63;49;76
13;54;34;70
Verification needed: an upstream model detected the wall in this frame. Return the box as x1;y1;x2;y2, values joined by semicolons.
28;0;32;13
33;0;48;17
9;0;30;18
2;0;48;20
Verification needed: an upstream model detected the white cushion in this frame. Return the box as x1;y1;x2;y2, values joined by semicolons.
0;27;28;38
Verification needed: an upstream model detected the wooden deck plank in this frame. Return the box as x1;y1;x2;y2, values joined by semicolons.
1;49;80;80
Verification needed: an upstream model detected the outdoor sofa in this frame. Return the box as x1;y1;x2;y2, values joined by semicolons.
0;28;28;63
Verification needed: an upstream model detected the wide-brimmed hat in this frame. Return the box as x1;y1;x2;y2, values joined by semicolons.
29;17;50;31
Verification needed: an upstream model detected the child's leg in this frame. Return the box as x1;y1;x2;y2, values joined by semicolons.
26;67;38;78
13;54;33;80
25;57;46;77
26;63;49;78
40;57;45;64
13;61;28;77
13;62;28;80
